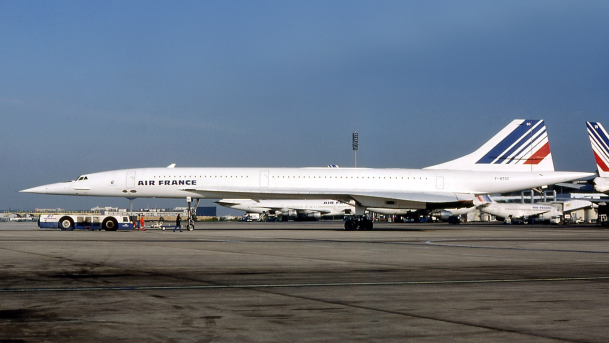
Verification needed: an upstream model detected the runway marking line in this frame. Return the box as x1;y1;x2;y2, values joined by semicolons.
425;240;609;254
2;276;608;293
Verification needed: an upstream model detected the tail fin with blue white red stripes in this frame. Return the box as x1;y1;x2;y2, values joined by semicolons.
473;195;494;206
587;122;609;177
425;119;554;172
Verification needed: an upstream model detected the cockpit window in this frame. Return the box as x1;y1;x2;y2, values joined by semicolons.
76;176;89;181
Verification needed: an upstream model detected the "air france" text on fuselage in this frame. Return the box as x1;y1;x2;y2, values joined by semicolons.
137;180;197;186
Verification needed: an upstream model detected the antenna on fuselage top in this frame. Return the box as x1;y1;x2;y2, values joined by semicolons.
167;164;176;168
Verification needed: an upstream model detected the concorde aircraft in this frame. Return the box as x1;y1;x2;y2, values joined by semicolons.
587;121;609;195
21;119;593;230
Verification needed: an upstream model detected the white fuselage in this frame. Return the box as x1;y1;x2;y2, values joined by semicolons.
479;202;561;219
22;167;592;211
593;177;609;194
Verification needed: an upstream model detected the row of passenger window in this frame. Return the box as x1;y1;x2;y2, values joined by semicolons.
149;175;428;180
152;175;249;178
272;176;427;180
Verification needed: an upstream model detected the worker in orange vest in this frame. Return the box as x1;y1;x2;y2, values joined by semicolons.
139;215;145;231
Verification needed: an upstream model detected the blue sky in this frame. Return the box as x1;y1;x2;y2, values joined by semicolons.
2;0;608;212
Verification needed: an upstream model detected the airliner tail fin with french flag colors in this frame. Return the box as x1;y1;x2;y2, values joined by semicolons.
425;119;554;172
587;121;609;178
473;194;493;206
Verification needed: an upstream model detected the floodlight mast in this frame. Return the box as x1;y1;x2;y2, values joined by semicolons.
352;131;358;168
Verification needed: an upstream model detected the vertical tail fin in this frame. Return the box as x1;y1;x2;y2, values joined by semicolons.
425;119;554;172
587;122;609;177
473;195;494;206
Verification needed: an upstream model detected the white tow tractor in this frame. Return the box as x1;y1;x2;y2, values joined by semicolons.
38;214;133;231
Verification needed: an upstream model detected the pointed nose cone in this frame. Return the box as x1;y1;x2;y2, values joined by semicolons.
20;185;49;194
20;182;72;195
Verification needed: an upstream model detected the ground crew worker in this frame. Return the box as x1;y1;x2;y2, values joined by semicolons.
174;214;182;232
139;215;145;231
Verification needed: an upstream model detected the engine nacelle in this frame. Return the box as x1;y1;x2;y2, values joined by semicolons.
436;210;453;222
295;211;322;221
287;210;298;218
305;212;322;220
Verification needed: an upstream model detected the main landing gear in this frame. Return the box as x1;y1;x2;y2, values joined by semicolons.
186;197;199;231
344;217;373;231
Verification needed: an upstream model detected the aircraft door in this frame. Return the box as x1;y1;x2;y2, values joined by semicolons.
260;170;269;187
126;171;136;188
436;176;444;189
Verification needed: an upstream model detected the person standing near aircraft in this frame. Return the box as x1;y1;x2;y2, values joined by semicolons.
174;214;182;232
139;215;145;231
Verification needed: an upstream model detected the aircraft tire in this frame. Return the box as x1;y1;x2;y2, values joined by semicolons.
344;219;358;231
361;219;373;230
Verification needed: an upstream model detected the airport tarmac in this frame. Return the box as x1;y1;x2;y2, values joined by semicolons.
1;221;609;342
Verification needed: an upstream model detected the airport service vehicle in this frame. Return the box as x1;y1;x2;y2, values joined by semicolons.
242;213;259;221
21;120;593;231
447;215;461;225
38;214;133;231
587;121;609;194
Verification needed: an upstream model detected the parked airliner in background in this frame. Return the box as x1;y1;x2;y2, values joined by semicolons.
475;195;561;222
215;199;353;221
22;119;593;230
587;121;609;195
216;198;433;222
